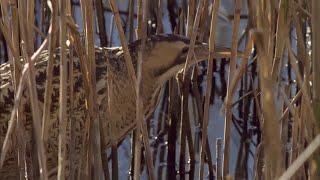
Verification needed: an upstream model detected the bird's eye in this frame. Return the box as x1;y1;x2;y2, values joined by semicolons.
182;47;189;53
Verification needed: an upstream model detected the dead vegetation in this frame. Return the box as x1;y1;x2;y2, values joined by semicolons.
0;0;319;179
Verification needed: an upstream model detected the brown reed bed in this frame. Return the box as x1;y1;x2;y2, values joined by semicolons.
0;0;319;179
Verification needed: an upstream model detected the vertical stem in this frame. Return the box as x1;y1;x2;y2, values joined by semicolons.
127;0;135;42
41;0;57;148
156;0;164;34
136;0;155;179
167;79;179;179
179;0;204;178
223;0;242;177
83;0;104;178
58;0;67;179
134;0;142;179
1;0;26;178
18;0;48;179
27;0;34;53
199;0;220;179
312;0;320;134
95;0;108;46
112;144;118;180
312;0;320;175
216;138;223;180
255;1;284;175
133;131;141;180
40;1;58;179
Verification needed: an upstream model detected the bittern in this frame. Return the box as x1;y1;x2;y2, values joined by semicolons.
0;34;232;179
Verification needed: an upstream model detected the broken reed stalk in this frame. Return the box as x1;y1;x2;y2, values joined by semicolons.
223;0;242;177
199;0;220;179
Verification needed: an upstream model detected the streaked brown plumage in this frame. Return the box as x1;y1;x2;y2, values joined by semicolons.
0;34;232;179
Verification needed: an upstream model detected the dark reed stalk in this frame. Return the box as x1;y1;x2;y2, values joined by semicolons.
167;79;179;179
127;0;135;42
95;0;108;46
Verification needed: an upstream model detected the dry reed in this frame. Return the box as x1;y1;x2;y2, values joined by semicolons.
0;0;319;179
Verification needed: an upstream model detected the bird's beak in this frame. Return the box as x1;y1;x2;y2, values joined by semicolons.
193;43;242;64
173;43;240;72
155;41;244;85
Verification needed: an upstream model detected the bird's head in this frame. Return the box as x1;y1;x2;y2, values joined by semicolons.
140;34;233;84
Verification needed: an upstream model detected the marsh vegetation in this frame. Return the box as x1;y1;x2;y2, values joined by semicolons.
0;0;319;179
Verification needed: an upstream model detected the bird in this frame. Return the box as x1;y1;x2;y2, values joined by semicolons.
0;34;233;179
